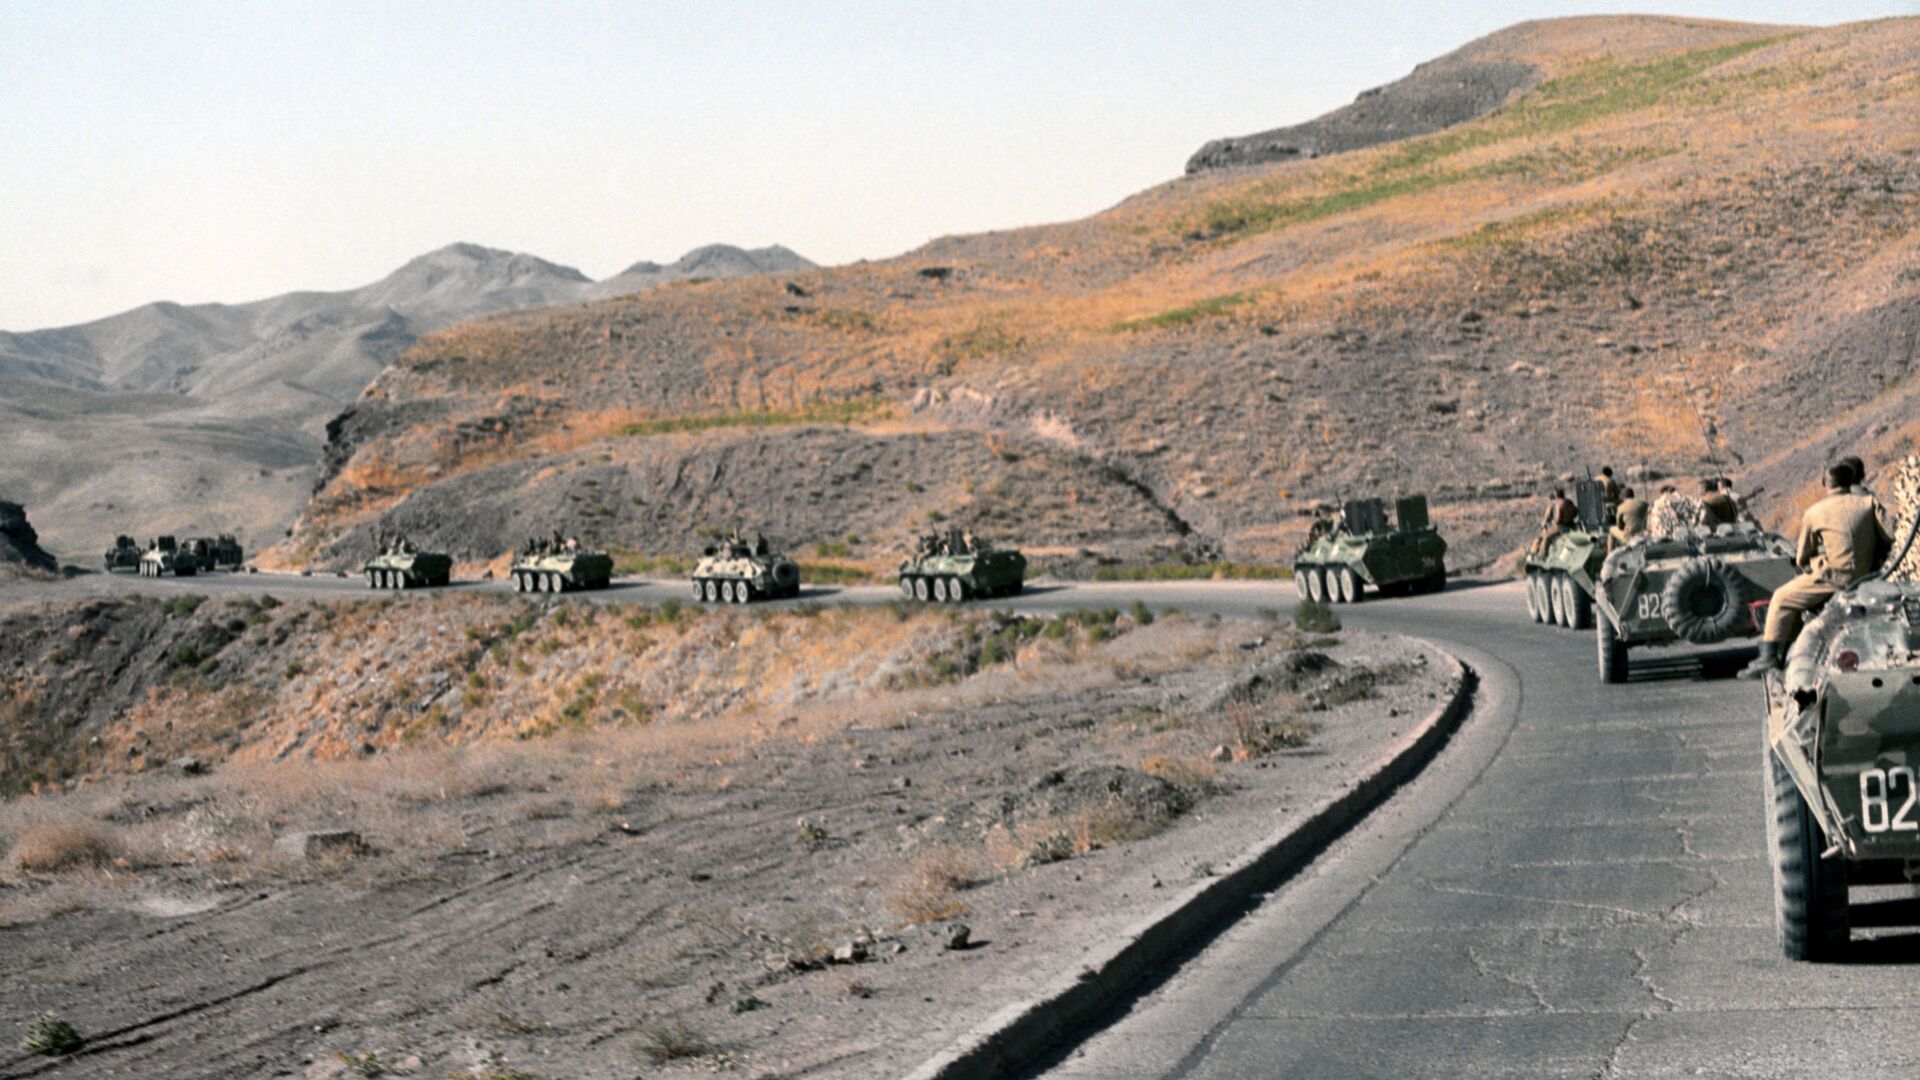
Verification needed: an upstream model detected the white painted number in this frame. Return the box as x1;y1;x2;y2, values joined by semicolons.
1860;767;1920;833
1635;594;1663;620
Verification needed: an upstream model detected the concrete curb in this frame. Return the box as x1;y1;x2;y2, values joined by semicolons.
904;649;1477;1080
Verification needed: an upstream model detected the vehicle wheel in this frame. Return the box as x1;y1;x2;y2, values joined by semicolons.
933;577;949;602
1524;572;1542;622
950;577;970;602
1304;567;1326;604
1295;570;1309;600
899;576;915;599
1596;615;1628;684
914;577;930;602
1547;573;1566;628
692;579;705;600
548;572;564;594
703;579;719;604
1768;737;1848;960
1567;581;1593;630
732;581;748;604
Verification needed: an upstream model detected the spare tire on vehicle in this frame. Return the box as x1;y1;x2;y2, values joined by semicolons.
1661;556;1747;644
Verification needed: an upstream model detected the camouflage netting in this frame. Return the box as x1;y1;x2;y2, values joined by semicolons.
1888;455;1920;583
1649;492;1704;537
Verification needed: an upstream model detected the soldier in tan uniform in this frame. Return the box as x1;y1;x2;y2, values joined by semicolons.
1741;464;1893;678
1598;466;1623;511
1529;488;1579;558
1609;487;1648;551
1700;478;1738;527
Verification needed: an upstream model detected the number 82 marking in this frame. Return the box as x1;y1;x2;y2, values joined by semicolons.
1860;767;1920;833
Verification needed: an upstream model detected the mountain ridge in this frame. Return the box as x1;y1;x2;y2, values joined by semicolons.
0;241;815;554
275;15;1920;577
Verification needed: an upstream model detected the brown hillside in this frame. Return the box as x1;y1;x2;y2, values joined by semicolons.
279;16;1920;575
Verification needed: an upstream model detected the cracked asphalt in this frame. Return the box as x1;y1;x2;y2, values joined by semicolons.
1038;581;1920;1079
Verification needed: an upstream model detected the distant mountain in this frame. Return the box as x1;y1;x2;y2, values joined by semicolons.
0;242;813;555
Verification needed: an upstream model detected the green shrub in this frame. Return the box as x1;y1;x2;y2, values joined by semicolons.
1293;599;1342;634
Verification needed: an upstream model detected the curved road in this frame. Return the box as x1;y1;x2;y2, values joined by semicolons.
26;571;1920;1076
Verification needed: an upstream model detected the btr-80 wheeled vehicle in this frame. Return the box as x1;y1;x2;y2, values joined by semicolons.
1524;480;1609;630
899;529;1025;602
691;532;800;603
510;538;613;593
104;535;142;573
138;536;197;577
363;536;452;589
1761;543;1920;959
1293;495;1447;605
183;535;245;572
1593;520;1796;683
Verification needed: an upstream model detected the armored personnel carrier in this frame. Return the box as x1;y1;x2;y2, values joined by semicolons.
1593;520;1796;683
181;535;244;572
898;528;1025;602
104;535;142;573
363;536;452;589
1293;495;1447;605
691;532;800;603
138;536;197;577
510;537;613;593
1761;558;1920;957
1523;480;1609;630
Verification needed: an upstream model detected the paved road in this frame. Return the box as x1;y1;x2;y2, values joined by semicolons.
1037;583;1920;1079
26;571;1920;1076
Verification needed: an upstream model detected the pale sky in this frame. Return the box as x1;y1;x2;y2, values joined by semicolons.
2;1;1911;331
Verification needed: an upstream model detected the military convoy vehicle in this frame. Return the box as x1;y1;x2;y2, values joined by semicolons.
1593;520;1796;683
183;535;245;572
1293;495;1447;604
510;538;613;593
1761;539;1920;959
898;529;1025;602
138;536;197;577
1524;480;1609;630
690;532;800;603
363;536;452;589
104;535;142;573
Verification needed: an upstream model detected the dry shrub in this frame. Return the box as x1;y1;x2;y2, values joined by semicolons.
887;846;977;925
11;819;118;874
1141;754;1220;787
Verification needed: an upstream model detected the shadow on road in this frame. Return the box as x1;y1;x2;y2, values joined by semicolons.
1626;645;1761;684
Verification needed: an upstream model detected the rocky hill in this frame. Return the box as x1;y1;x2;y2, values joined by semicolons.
0;503;57;580
282;16;1919;575
0;243;812;557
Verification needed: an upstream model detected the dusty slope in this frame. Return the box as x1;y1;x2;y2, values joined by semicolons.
284;16;1920;576
0;591;1451;1078
0;244;813;557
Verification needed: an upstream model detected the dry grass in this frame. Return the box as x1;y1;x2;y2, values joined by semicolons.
886;846;978;925
9;819;118;874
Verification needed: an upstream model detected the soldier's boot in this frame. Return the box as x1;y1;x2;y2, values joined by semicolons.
1738;640;1780;681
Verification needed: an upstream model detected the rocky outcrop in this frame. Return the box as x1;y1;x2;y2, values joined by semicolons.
1186;55;1538;173
0;500;58;576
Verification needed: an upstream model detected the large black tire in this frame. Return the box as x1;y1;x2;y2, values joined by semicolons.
1295;570;1309;600
1338;568;1362;604
1596;614;1628;684
1524;572;1542;623
914;577;930;602
1663;557;1746;645
1566;579;1593;630
1548;573;1568;628
1304;567;1326;604
898;576;915;599
950;577;970;602
1767;738;1848;961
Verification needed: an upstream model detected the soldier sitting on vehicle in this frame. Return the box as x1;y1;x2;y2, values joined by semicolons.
1741;463;1893;678
1700;478;1738;527
1649;484;1703;536
1529;488;1578;558
1598;466;1623;510
1608;486;1648;551
754;532;769;556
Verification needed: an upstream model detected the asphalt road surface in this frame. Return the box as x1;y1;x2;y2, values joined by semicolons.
24;570;1920;1077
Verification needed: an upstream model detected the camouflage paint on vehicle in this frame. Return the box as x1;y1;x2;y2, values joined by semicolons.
899;530;1026;602
692;534;801;603
363;541;453;590
1523;480;1608;630
138;536;198;578
1292;495;1447;605
510;544;613;594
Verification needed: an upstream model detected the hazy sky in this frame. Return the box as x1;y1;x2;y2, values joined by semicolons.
3;1;1912;331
